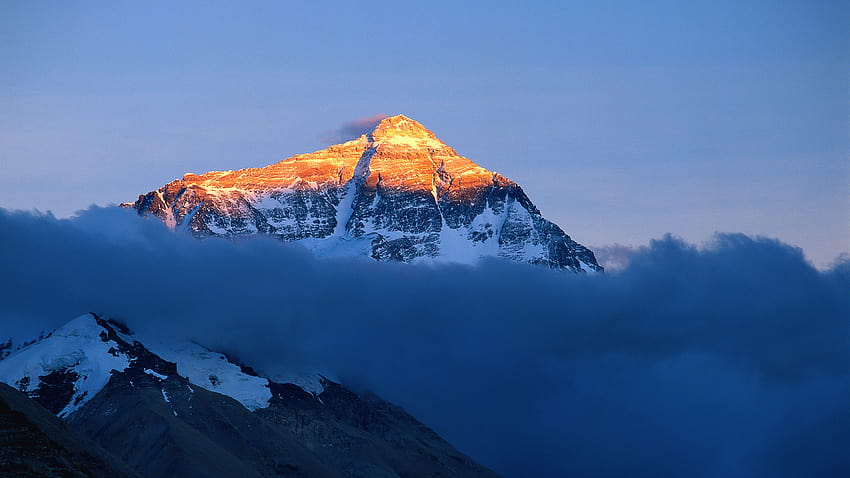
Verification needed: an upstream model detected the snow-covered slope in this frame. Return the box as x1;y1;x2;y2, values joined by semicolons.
0;315;131;417
0;313;324;416
0;314;503;478
126;114;602;273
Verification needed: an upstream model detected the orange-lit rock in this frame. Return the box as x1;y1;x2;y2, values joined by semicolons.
126;115;602;272
166;115;495;195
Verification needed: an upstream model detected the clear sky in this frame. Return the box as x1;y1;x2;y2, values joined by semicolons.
1;0;847;267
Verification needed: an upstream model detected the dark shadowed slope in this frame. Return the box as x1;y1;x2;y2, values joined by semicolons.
0;314;502;478
0;382;142;478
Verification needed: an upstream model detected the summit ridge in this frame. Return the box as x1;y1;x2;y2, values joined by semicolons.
126;115;602;272
369;114;439;141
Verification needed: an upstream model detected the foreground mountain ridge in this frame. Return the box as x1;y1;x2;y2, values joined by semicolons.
127;114;602;273
0;314;501;478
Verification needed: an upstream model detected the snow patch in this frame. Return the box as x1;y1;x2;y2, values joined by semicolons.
146;341;272;411
0;314;131;417
269;372;327;397
331;147;376;239
145;368;168;380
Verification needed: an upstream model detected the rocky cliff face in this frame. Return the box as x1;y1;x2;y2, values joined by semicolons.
126;115;602;273
0;314;501;478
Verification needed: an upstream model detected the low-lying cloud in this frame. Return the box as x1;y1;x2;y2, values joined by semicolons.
0;207;848;477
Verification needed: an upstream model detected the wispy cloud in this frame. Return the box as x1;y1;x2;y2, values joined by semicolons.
590;243;639;271
321;114;389;144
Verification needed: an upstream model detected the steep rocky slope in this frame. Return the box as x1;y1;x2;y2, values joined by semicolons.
126;115;601;272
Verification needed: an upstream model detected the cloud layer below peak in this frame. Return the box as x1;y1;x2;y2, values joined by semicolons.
0;207;847;478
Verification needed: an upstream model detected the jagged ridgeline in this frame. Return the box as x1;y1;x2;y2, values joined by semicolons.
0;314;501;478
125;115;602;273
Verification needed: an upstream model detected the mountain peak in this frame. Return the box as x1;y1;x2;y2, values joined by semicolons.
369;114;438;141
126;115;603;273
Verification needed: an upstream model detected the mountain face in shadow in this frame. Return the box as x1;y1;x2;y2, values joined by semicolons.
0;314;501;478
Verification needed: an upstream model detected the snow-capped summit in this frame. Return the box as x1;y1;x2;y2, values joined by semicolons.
126;114;602;272
0;313;324;417
0;315;134;417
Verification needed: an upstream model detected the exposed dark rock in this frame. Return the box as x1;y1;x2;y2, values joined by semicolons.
0;383;142;478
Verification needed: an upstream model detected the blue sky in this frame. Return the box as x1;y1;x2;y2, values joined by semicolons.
1;0;847;266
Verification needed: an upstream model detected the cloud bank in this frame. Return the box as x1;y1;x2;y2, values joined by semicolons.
0;207;848;477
